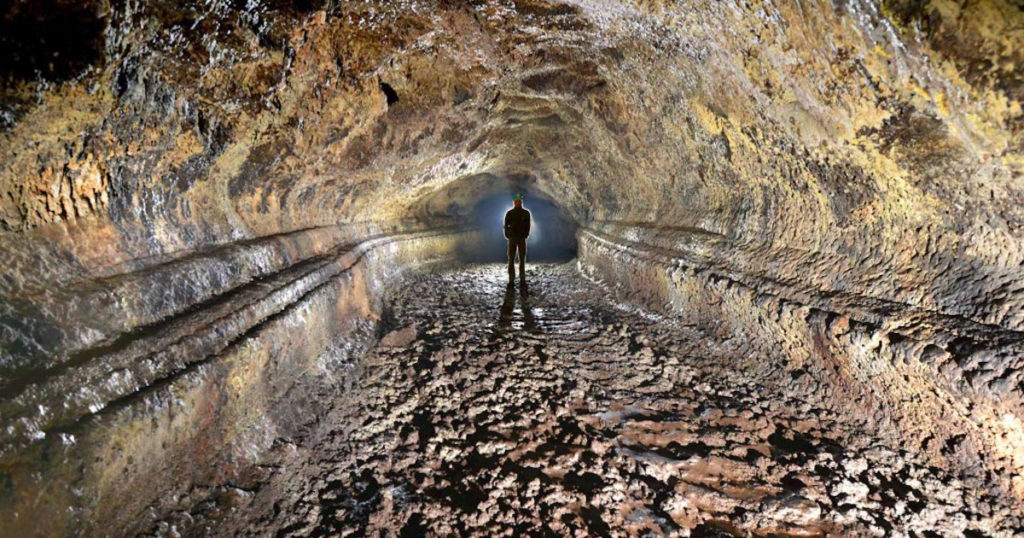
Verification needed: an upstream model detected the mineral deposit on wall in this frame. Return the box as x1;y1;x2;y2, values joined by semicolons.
1;0;1022;536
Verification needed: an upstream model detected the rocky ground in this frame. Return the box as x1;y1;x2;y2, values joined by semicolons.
144;264;1022;537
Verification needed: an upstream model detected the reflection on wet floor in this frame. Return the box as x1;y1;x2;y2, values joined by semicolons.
144;263;1023;537
498;282;538;332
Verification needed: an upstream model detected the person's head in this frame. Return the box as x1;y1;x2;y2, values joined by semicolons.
513;193;523;208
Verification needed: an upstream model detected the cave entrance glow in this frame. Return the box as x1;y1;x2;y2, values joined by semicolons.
424;173;580;264
464;187;578;263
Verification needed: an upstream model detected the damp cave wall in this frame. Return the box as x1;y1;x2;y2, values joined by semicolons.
1;0;1024;533
0;228;476;537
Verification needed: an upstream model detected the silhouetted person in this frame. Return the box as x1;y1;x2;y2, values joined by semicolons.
504;193;531;286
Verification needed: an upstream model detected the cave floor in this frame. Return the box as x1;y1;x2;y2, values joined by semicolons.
150;264;1020;537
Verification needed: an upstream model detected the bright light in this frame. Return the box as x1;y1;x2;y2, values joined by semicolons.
468;189;577;263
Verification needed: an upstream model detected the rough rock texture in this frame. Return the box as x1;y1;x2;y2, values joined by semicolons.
138;265;1023;536
1;0;1023;535
1;229;472;537
579;226;1024;503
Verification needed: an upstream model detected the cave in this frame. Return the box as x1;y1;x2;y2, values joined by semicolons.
1;0;1023;536
424;172;579;263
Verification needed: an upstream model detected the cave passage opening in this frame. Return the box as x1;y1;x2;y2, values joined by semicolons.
420;172;579;264
426;172;579;264
465;188;578;263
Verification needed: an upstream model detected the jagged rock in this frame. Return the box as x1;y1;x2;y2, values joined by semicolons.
1;0;1023;535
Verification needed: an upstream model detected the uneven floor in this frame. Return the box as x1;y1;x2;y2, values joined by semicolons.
147;264;1022;537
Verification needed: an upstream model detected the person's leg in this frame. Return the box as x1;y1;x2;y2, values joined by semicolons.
507;240;516;283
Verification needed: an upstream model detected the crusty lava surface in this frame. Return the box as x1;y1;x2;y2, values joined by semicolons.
144;264;1021;537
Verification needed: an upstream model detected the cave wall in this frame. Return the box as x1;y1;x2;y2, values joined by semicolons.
578;226;1024;502
1;229;472;536
4;0;1023;328
2;0;1023;532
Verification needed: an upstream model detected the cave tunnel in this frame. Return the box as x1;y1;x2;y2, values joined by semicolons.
464;188;578;263
2;0;1024;536
423;172;579;263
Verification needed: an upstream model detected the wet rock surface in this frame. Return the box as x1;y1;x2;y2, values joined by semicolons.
3;1;1024;531
147;264;1022;537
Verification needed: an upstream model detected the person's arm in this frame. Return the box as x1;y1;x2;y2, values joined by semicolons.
503;211;511;239
525;211;531;237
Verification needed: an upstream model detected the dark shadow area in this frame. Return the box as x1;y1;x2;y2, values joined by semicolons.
0;0;105;82
498;283;538;332
379;80;399;106
0;0;107;129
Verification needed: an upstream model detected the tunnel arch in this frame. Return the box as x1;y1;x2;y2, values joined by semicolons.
416;171;580;262
2;0;1024;534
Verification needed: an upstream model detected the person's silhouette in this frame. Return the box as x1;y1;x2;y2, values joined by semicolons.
504;193;531;286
